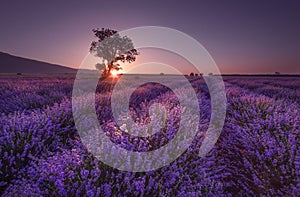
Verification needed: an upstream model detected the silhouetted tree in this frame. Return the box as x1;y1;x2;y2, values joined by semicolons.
190;72;194;76
89;28;139;78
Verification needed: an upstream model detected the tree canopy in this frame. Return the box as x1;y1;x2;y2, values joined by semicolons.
89;28;139;78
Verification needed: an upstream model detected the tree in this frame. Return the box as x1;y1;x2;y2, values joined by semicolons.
190;72;194;76
89;28;139;78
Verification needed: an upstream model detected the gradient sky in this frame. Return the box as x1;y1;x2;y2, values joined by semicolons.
0;0;299;74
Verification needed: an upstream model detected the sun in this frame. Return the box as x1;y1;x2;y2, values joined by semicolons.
111;70;118;77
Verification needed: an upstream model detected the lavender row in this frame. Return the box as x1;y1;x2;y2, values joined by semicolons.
1;76;299;196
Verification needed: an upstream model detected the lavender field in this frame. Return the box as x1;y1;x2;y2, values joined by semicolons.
0;75;299;196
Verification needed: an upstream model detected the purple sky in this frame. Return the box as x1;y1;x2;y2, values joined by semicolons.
0;0;299;74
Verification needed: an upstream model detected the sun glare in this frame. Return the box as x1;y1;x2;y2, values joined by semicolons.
111;70;118;77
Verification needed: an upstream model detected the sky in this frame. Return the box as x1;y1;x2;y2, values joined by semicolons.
0;0;299;74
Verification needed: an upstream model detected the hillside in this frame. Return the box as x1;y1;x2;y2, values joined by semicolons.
0;52;76;74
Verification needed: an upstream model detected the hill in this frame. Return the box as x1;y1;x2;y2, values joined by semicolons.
0;52;76;74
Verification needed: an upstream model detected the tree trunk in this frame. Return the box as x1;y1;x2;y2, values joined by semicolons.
107;64;113;75
101;63;113;79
